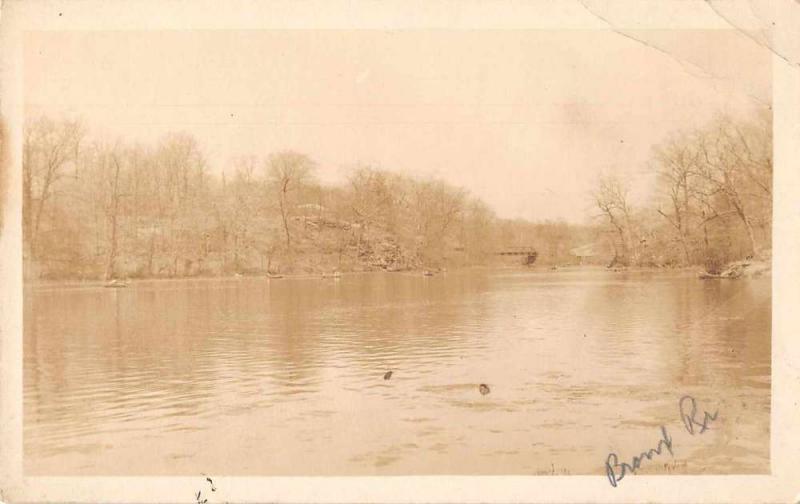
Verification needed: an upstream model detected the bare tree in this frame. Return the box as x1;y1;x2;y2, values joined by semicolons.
23;117;84;258
104;149;124;280
460;198;497;262
410;179;465;265
154;133;208;275
694;116;762;256
266;151;315;253
348;166;395;250
593;174;634;263
654;134;700;265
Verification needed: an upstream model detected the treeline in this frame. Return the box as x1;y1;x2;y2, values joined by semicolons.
23;117;592;280
23;111;771;281
592;111;772;272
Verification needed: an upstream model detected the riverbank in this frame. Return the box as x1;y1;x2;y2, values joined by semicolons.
698;259;771;280
23;265;482;288
23;261;765;288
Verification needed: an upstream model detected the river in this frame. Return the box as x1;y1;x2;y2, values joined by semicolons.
23;268;771;475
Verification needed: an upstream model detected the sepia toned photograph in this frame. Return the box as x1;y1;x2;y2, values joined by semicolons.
19;28;773;477
3;1;800;502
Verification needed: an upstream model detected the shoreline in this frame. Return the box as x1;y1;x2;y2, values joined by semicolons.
22;263;750;288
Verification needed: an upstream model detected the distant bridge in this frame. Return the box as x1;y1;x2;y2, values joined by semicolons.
452;245;538;264
495;247;538;265
495;246;537;256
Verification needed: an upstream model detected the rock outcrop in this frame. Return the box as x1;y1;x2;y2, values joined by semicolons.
699;260;770;279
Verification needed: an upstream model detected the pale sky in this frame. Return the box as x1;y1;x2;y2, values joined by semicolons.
24;30;771;222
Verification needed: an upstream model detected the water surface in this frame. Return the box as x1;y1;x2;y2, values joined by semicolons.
24;269;771;475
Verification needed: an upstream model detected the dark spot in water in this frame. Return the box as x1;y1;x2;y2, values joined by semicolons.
383;370;393;380
479;383;490;395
